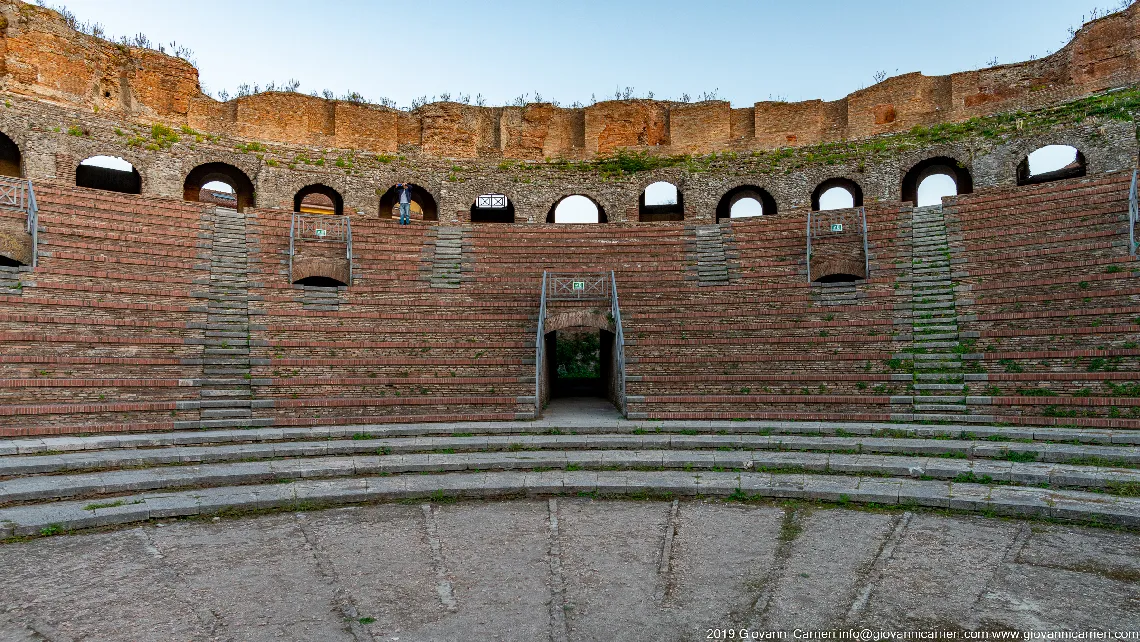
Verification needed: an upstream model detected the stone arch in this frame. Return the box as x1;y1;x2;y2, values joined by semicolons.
716;185;778;221
291;257;349;287
1016;145;1087;186
184;162;255;211
543;309;616;334
639;181;684;222
294;183;344;216
547;194;608;223
76;155;141;194
0;131;21;177
901;156;974;205
811;177;864;211
470;193;515;223
379;182;437;221
812;257;866;283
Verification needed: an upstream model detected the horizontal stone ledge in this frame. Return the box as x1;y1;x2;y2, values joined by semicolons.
1;471;1136;539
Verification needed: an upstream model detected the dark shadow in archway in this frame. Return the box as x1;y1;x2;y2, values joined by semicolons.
184;163;255;211
816;273;862;283
1017;148;1087;186
544;328;615;399
76;158;141;194
546;194;608;223
294;183;344;216
470;194;515;223
379;183;437;221
294;275;346;287
0;132;21;178
811;177;864;211
0;255;21;268
901;156;973;204
716;185;778;221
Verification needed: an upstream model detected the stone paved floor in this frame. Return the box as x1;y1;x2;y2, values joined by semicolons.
0;500;1137;641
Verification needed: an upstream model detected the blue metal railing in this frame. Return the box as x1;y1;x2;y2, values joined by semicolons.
0;178;38;267
1129;169;1137;257
534;271;548;417
289;212;353;284
610;270;627;417
806;205;868;282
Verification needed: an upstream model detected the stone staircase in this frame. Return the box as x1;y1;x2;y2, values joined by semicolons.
298;284;341;311
906;205;970;421
814;280;860;306
194;206;257;429
0;264;22;294
423;226;472;288
684;224;734;285
1;417;1138;539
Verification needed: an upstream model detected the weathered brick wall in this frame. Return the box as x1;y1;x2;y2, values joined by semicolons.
1;0;1139;160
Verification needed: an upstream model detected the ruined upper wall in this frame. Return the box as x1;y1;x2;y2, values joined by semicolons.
1;0;1138;160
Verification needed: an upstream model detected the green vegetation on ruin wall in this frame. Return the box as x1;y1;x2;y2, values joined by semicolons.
551;85;1140;179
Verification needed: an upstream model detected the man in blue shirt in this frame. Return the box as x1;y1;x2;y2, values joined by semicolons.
396;182;411;225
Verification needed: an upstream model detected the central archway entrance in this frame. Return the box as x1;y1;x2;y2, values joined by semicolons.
539;309;622;413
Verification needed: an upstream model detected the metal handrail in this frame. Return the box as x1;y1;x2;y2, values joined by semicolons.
610;270;627;417
546;272;612;300
289;212;353;284
1130;169;1137;257
0;178;38;268
806;205;868;282
535;271;548;417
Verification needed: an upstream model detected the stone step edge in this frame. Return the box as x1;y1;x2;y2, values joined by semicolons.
3;420;1138;456
3;449;1139;507
2;470;1137;539
5;433;1138;477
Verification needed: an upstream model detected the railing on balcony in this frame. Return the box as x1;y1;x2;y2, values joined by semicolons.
289;212;353;284
1129;169;1137;257
546;272;612;300
806;206;868;283
0;177;38;268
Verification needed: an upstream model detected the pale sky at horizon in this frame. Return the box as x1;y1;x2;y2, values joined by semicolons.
54;0;1129;110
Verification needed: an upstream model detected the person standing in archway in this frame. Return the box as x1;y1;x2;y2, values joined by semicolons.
396;182;412;225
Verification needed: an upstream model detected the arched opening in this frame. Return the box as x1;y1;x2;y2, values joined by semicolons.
812;178;863;211
547;195;607;223
378;183;437;221
184;163;255;211
76;155;141;194
294;184;343;216
294;275;346;287
639;181;684;222
470;193;515;223
1017;145;1086;185
817;273;861;283
0;132;21;177
901;156;974;206
716;185;778;221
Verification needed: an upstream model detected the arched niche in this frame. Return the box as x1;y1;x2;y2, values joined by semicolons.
379;183;437;221
294;183;344;216
547;194;608;223
1017;145;1086;186
470;193;515;223
184;162;255;211
715;185;778;221
639;181;684;222
0;131;21;177
812;178;864;211
901;156;973;206
76;155;141;194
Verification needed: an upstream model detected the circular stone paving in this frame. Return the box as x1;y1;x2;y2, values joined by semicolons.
0;499;1138;640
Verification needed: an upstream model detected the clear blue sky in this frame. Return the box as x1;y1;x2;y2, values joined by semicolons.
57;0;1127;108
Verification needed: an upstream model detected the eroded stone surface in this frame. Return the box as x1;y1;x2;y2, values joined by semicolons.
1;501;1138;640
